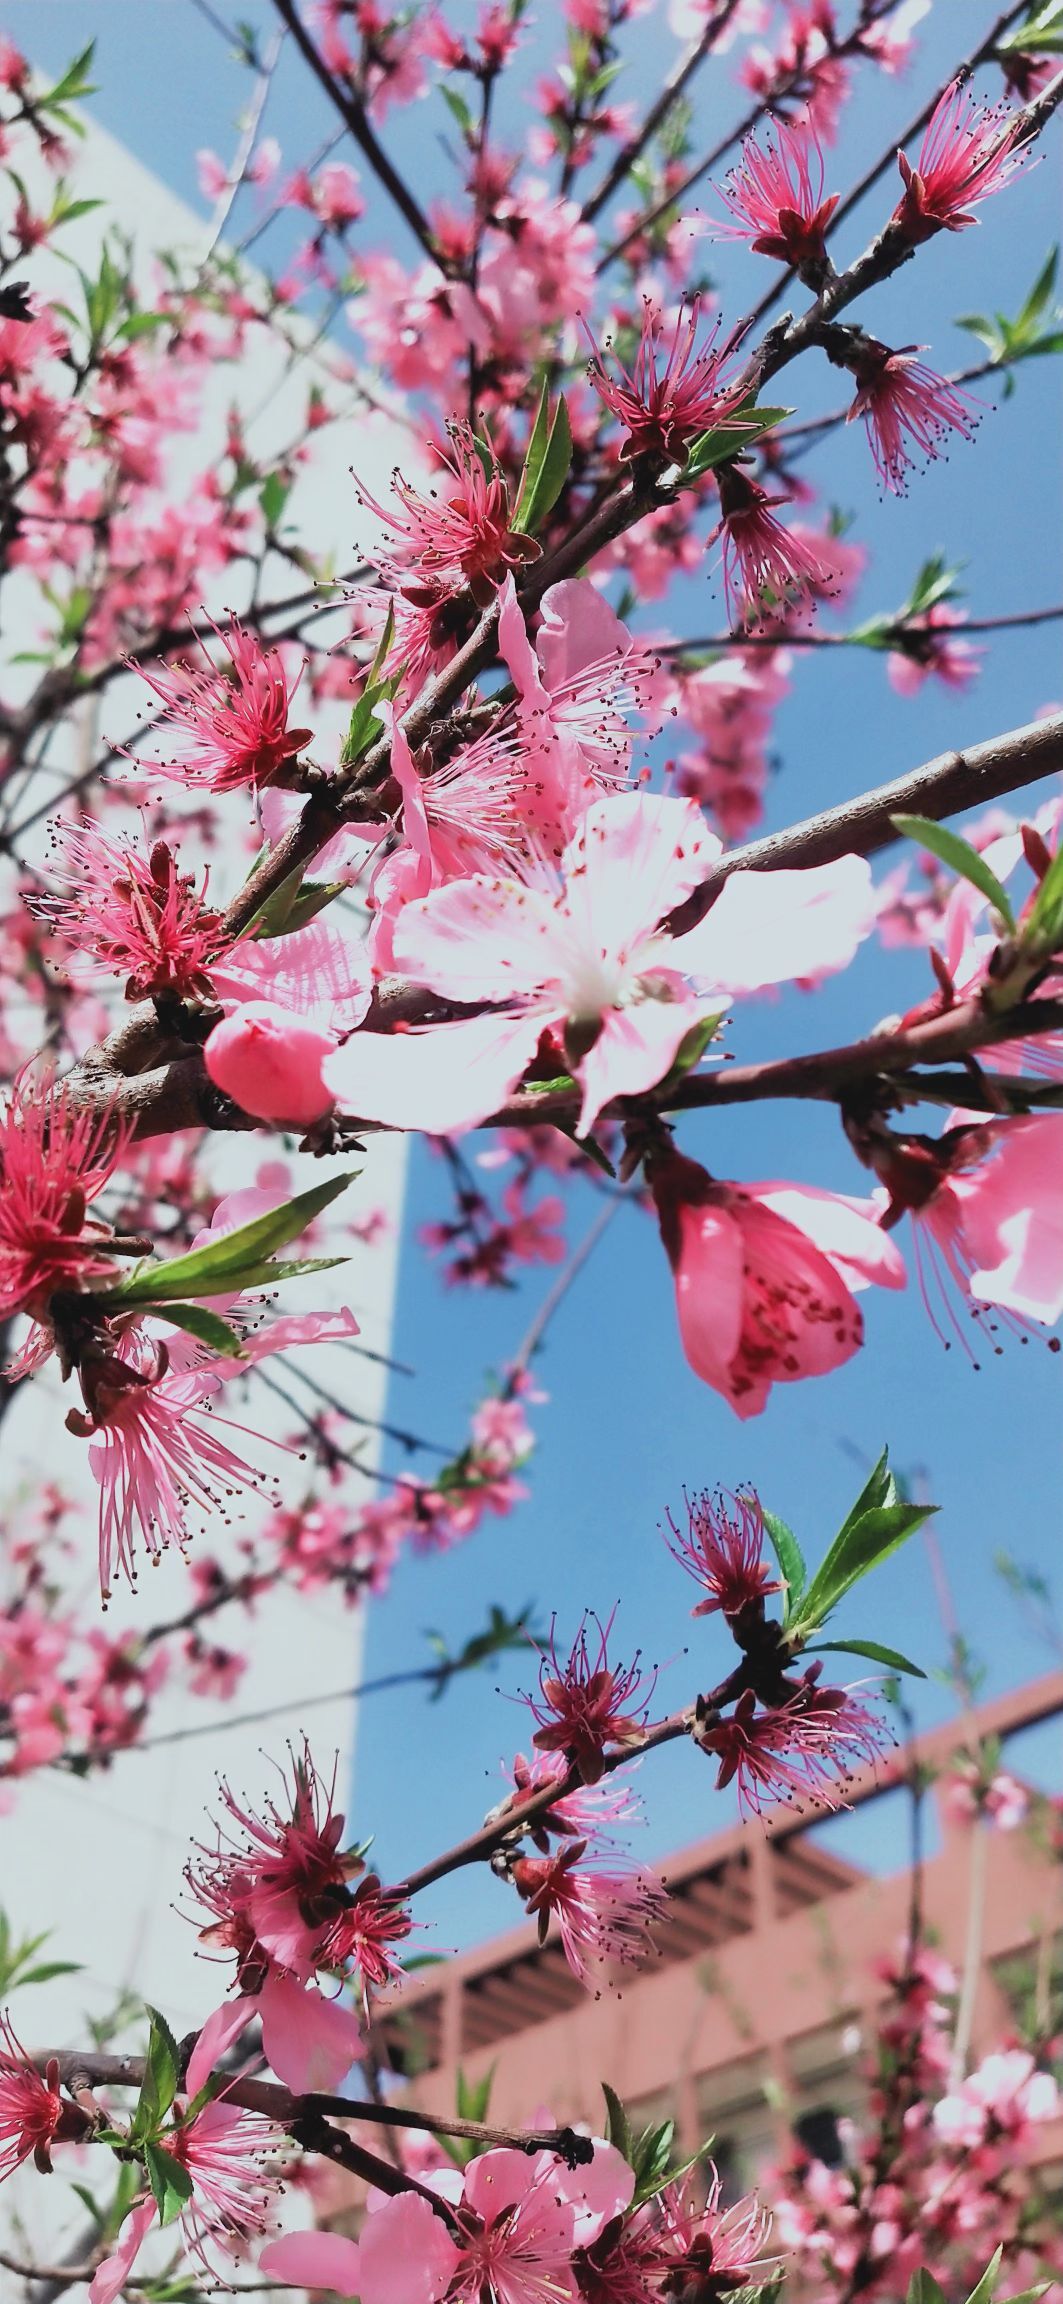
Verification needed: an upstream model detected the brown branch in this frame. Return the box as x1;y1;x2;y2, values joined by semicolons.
665;606;1063;653
580;0;744;224
737;0;1035;339
31;2051;592;2166
270;0;442;269
57;710;1063;1145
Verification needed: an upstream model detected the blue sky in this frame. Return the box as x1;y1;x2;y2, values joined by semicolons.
13;0;1063;1953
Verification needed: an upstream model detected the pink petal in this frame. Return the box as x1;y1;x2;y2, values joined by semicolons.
463;2147;545;2219
747;1183;908;1292
260;2230;362;2292
213;918;371;1033
673;1204;746;1385
676;856;875;993
536;579;633;689
393;877;562;1002
89;2199;156;2304
561;794;721;963
357;2191;461;2304
550;2140;635;2243
205;1002;337;1126
259;1972;362;2091
576;995;705;1134
186;1997;257;2099
324;1011;547;1134
497;572;548;706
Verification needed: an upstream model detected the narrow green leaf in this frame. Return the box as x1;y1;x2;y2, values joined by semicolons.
1021;840;1063;956
456;2064;494;2124
144;2139;195;2225
152;1304;246;1356
511;395;572;534
601;2082;633;2165
259;470;291;529
14;1959;84;1985
908;2273;948;2304
1016;246;1059;329
683;405;792;480
131;2008;181;2143
631;2118;676;2201
101;1175;353;1307
761;1509;807;1621
440;82;474;136
810;1638;926;1678
965;2248;1004;2304
512;379;551;530
795;1500;936;1634
891;815;1017;933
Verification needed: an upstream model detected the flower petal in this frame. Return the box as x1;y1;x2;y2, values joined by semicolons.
676;856;874;994
260;2230;362;2293
325;1011;547;1134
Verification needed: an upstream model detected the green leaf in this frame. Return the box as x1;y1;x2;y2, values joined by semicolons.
631;2117;676;2202
151;1303;246;1357
793;1497;936;1637
601;2082;633;2164
440;83;474;137
512;392;571;534
965;2248;1004;2304
131;2008;181;2144
999;1;1063;52
890;816;1016;933
683;405;792;481
143;2139;195;2225
1016;245;1059;329
810;1638;926;1678
100;1175;354;1306
456;2064;495;2125
908;2274;948;2304
117;309;168;339
905;552;964;618
1021;839;1063;957
13;1959;83;1985
761;1508;806;1623
41;42;98;108
259;470;292;529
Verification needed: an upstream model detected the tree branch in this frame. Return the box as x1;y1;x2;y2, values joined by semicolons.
270;0;442;269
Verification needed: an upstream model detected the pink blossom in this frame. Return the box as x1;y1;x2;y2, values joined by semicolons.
716;468;833;627
90;2098;280;2297
205;1002;338;1126
847;343;979;495
131;619;313;792
527;1613;653;1784
187;1741;358;1982
942;1760;1029;1831
512;1842;668;1985
197;148;229;203
663;1488;781;1619
887;604;983;696
0;2014;67;2177
336;795;873;1142
359;425;539;611
698;1671;889;1815
582;299;749;465
31;822;232;1000
0;1079;131;1321
70;1310;359;1597
958;1114;1063;1326
713;115;838;272
893;81;1031;242
329;792;725;1137
650;1147;905;1417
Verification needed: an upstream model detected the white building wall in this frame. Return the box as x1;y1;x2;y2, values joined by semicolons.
1;91;410;2273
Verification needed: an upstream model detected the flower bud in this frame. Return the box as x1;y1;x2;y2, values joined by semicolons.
205;1001;335;1126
